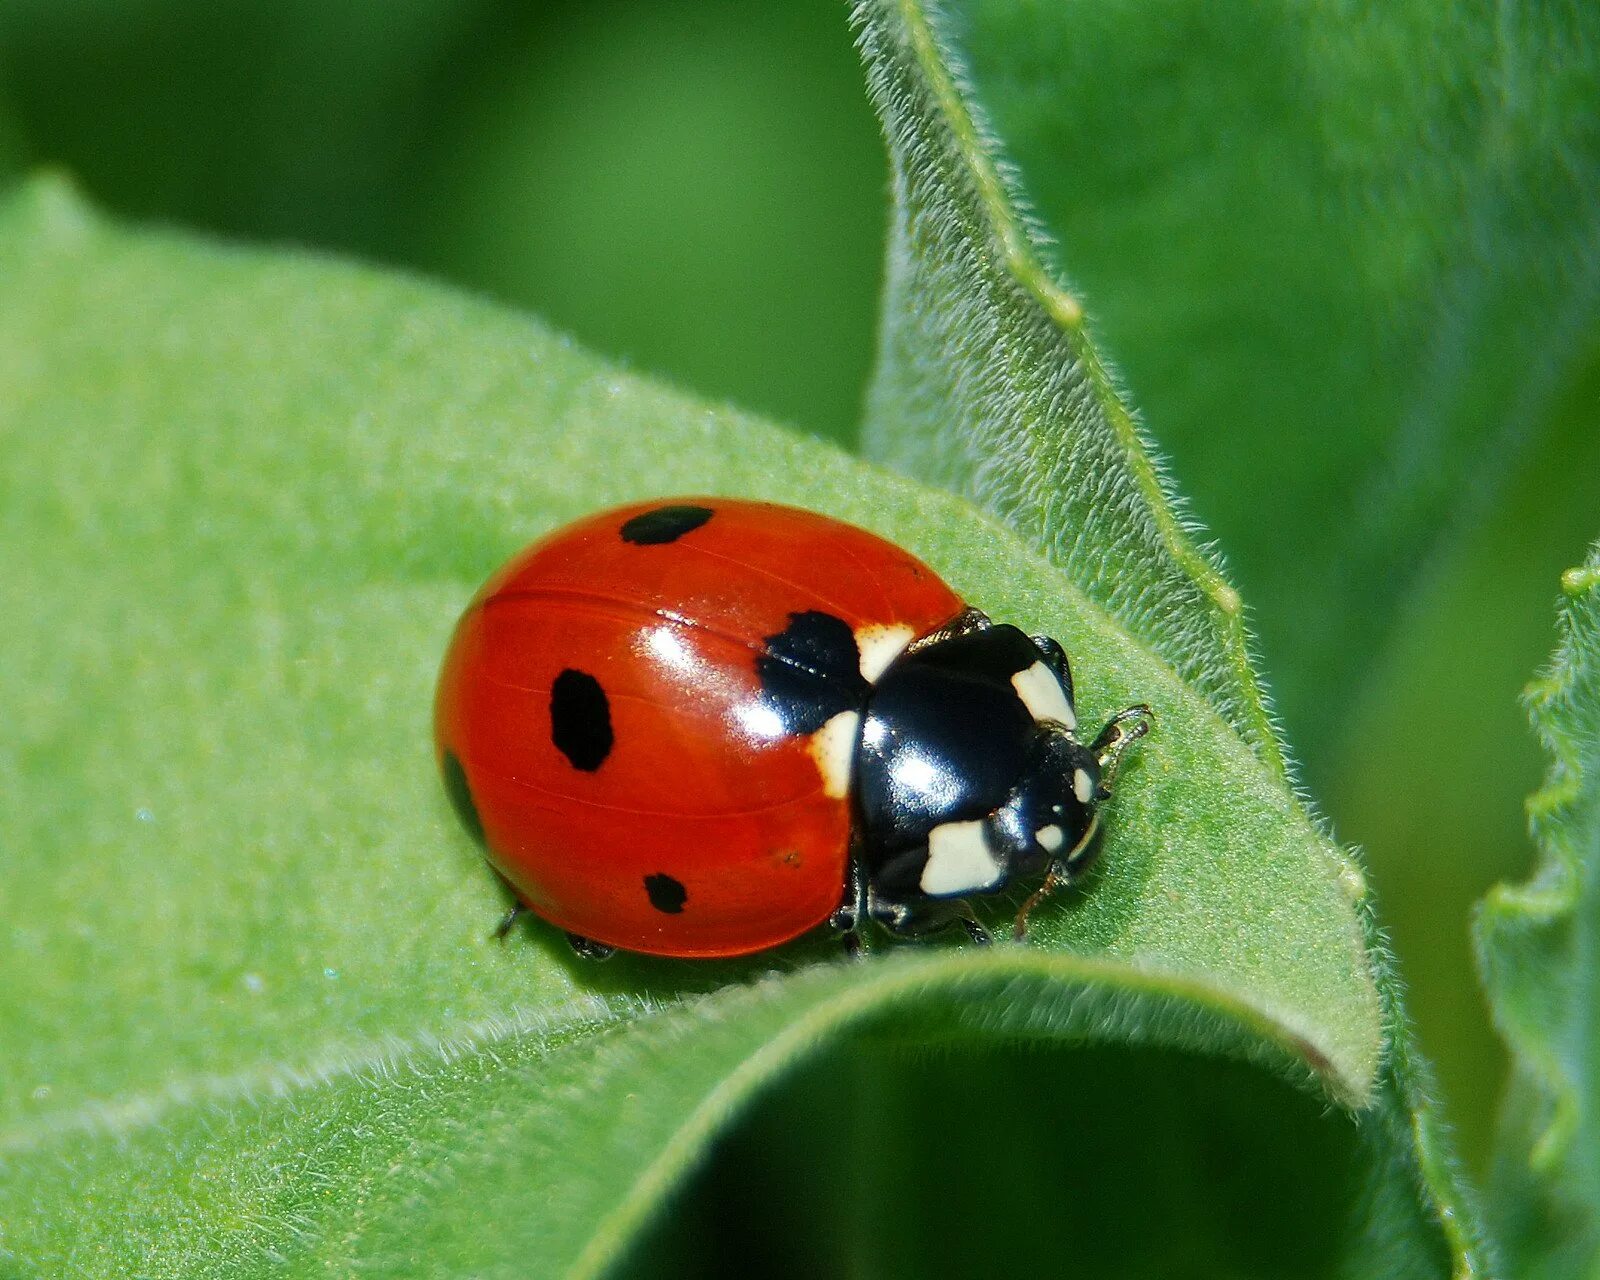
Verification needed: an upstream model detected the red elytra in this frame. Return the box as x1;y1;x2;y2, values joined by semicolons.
433;498;964;958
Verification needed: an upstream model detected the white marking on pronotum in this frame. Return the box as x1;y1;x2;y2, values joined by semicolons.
808;710;861;799
856;623;916;683
920;819;1005;897
1036;824;1066;853
1073;768;1095;804
1012;662;1075;729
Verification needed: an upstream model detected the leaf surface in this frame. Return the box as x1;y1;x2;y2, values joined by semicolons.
851;2;1493;1273
874;0;1600;753
855;0;1285;779
0;177;1381;1276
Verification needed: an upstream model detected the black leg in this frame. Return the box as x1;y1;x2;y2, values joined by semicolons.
869;892;991;945
903;606;991;656
958;912;993;946
830;857;869;957
493;901;526;940
566;932;617;961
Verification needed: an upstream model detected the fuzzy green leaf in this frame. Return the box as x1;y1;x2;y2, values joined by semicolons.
1477;548;1600;1278
854;0;1286;781
870;0;1600;755
0;176;1388;1275
852;2;1492;1273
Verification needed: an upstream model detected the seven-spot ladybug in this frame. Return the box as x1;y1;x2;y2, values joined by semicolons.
434;499;1150;959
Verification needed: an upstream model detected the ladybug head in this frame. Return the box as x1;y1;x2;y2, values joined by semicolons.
991;727;1106;877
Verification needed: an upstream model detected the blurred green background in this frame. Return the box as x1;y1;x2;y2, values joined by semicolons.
0;0;884;441
3;0;1591;1188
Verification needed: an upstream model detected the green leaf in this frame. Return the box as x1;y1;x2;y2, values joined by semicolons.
1477;549;1600;1278
854;0;1287;782
852;1;1491;1273
0;176;1381;1275
879;0;1600;756
888;9;1600;1165
0;83;24;186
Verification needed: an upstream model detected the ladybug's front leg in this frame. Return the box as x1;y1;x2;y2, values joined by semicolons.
1011;858;1078;942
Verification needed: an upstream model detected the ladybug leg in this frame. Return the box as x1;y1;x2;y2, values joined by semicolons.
954;906;993;946
869;893;992;946
902;606;992;657
493;900;526;941
1013;805;1110;941
488;865;532;941
829;856;869;956
566;932;617;962
1089;704;1155;798
491;887;615;961
1012;860;1074;941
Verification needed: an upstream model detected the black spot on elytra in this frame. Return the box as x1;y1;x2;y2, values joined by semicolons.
441;750;486;846
756;610;869;735
550;669;612;771
620;504;714;545
645;873;687;914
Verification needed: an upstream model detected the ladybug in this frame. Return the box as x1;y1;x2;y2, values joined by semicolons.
434;498;1150;959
